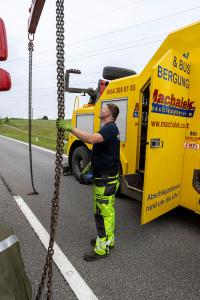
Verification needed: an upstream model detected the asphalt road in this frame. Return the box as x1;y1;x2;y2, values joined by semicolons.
0;135;200;300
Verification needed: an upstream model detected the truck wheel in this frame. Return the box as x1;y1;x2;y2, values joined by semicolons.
72;146;90;180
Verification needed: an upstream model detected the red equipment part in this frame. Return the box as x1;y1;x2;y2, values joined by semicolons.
0;68;11;91
98;79;108;97
28;0;46;34
0;18;11;91
0;18;8;61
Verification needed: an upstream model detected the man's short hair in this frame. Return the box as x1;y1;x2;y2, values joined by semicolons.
106;103;119;120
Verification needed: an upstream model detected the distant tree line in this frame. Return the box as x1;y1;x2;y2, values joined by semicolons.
0;116;49;123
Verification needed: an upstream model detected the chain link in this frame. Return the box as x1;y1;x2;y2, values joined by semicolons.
35;0;65;299
28;39;39;195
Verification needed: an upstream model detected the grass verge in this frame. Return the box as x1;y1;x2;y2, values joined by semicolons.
0;119;70;151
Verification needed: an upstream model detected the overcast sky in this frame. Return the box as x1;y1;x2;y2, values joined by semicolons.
0;0;200;119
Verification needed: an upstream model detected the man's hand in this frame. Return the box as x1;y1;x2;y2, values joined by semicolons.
57;119;72;132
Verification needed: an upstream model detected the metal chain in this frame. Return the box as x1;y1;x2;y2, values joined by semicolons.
35;0;65;299
28;38;39;195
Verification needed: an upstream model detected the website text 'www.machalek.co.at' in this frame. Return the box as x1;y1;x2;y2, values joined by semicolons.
151;120;189;129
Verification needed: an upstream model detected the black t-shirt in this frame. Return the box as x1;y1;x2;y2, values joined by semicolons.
91;122;120;176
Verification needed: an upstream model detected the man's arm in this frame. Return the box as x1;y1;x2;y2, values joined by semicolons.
56;119;103;144
72;128;103;144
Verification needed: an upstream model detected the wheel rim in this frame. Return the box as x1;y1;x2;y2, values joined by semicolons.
79;158;84;171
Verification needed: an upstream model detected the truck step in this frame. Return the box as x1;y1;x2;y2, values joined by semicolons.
120;173;144;201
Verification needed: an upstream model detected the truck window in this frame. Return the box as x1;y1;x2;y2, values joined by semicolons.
101;98;128;142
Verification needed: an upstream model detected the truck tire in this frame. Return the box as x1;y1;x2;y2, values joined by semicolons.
72;146;90;180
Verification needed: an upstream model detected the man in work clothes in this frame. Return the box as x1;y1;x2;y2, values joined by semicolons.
58;103;120;261
0;224;32;299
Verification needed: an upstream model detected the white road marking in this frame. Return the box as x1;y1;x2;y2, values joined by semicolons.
13;195;98;300
0;135;68;158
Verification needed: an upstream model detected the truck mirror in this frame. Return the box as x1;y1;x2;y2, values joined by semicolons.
0;68;11;91
0;18;8;61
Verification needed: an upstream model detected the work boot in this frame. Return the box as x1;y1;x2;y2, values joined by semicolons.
83;251;109;261
90;238;115;249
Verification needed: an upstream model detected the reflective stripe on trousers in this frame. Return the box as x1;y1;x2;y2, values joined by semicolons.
0;234;18;253
93;173;119;255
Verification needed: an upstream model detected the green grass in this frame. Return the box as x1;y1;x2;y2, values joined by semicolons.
0;119;71;151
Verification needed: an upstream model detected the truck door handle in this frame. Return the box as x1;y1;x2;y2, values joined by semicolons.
149;138;163;148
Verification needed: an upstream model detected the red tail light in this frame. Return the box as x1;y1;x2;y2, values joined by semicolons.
0;18;8;61
0;68;11;91
0;18;11;91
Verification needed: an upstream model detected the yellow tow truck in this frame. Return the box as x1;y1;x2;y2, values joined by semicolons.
64;21;200;224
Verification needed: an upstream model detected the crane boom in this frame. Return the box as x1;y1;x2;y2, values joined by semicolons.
28;0;46;34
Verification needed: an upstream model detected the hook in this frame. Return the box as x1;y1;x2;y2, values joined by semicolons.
28;33;34;41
